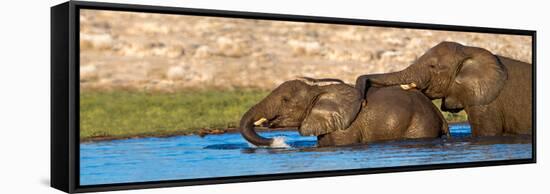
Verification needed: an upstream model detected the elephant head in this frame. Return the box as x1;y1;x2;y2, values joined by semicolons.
364;41;507;112
239;77;363;147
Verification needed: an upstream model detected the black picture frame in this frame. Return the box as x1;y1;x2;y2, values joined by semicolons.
51;1;536;193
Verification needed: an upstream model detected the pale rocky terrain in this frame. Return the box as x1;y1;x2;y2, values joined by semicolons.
79;10;532;92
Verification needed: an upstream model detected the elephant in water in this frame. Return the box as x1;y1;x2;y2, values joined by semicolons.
239;77;448;147
355;41;532;136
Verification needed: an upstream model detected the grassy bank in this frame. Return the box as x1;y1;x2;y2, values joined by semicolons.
80;90;467;141
80;90;269;141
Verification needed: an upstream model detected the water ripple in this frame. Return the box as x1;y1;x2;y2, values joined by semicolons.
80;124;532;185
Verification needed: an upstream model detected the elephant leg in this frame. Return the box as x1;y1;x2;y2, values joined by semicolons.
465;105;503;136
438;112;450;137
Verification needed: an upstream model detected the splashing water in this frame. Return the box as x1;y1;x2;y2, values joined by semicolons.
244;136;290;148
270;136;290;148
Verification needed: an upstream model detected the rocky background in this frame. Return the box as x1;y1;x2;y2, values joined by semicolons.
79;10;532;92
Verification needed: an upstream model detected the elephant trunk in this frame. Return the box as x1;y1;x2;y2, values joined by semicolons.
239;106;274;146
368;65;423;89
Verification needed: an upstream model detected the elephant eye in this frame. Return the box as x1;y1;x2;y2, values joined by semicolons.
429;64;437;68
282;97;290;102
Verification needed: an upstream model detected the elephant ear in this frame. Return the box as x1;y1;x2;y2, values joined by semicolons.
299;84;363;136
448;46;507;107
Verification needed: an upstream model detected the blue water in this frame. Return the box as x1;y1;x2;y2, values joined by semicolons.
80;124;532;186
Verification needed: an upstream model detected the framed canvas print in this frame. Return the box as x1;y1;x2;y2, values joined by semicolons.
51;1;536;193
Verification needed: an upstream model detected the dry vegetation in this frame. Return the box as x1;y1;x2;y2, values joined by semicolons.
80;10;532;92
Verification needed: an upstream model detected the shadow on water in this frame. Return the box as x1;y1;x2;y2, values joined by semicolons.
203;123;531;155
204;140;318;152
204;135;532;155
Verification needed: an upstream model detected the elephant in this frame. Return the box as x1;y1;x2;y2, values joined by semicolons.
239;77;448;147
355;41;532;136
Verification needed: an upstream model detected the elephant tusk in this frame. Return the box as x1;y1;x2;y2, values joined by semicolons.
254;118;268;126
400;83;417;90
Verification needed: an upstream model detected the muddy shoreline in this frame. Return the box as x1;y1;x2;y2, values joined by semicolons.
80;122;469;143
80;127;298;143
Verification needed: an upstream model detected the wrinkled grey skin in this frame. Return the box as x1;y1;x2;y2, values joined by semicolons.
356;41;532;136
240;78;448;147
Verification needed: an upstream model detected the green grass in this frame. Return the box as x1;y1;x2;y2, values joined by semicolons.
80;90;269;140
80;90;468;141
432;99;469;123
